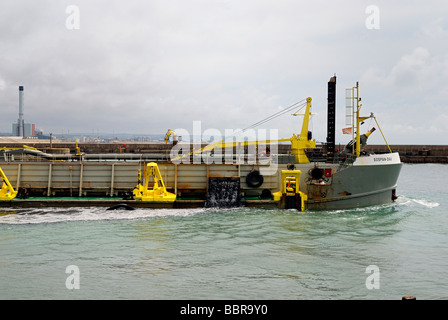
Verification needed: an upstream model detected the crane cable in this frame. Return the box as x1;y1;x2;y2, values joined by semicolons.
186;98;309;157
232;98;307;137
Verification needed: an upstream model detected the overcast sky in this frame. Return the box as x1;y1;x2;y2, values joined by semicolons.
1;0;447;144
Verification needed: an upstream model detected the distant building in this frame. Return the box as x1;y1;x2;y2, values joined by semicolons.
12;123;35;137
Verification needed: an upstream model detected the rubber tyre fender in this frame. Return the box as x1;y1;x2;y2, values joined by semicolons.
246;170;264;188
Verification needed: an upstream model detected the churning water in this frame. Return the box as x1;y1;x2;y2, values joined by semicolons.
1;164;447;300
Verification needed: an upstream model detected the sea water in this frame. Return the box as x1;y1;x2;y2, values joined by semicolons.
0;163;447;300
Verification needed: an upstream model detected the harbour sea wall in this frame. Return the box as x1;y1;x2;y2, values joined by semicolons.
1;139;447;163
328;144;448;164
364;145;448;164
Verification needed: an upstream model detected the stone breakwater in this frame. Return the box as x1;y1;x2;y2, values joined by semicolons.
1;139;447;163
364;145;448;164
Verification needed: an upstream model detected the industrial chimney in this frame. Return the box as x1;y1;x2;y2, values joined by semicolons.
17;86;25;137
326;76;336;162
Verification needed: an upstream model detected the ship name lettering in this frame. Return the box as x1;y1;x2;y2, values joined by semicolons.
374;157;392;162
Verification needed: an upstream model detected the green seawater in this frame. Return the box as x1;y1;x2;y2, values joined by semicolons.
0;164;447;300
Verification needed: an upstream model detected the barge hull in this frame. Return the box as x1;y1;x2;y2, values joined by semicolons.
1;153;402;210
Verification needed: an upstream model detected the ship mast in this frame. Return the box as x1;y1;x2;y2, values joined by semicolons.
346;82;371;157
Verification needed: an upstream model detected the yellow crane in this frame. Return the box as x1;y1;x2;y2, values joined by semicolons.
173;97;316;163
164;129;178;145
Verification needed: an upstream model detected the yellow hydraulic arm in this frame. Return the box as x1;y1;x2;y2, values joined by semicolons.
0;145;38;152
0;166;18;200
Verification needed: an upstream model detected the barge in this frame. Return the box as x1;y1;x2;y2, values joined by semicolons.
0;77;402;211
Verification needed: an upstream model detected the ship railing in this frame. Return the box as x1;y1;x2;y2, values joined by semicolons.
333;153;357;169
307;152;357;167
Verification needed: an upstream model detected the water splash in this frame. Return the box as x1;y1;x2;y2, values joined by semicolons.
397;196;440;208
205;177;242;208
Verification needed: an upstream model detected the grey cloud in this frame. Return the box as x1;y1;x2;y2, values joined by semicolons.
1;1;448;143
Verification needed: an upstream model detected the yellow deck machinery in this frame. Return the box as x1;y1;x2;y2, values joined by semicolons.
272;168;307;211
0;166;18;201
133;162;176;202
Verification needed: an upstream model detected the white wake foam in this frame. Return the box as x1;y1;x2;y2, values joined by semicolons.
0;207;210;225
397;196;440;208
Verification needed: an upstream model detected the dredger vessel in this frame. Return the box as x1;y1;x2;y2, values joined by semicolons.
0;76;402;210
